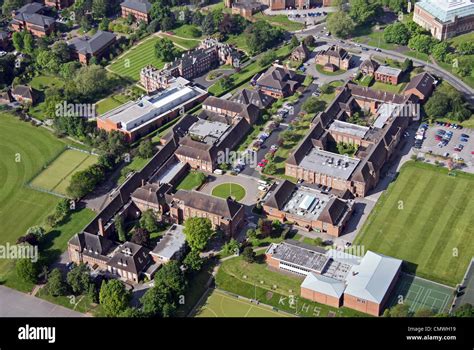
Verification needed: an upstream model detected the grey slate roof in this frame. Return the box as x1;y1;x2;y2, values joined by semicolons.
120;0;152;14
107;242;152;275
403;72;435;97
68;30;116;55
264;180;296;210
173;190;243;219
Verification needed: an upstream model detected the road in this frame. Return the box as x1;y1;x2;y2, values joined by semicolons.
295;24;474;105
0;286;85;317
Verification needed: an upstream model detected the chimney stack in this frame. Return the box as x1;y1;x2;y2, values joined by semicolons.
98;218;105;236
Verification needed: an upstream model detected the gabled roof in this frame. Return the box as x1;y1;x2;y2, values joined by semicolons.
320;45;349;60
0;31;9;40
17;2;45;14
264;180;296;210
404;72;435;97
360;58;379;71
131;182;172;205
120;0;152;13
68;31;116;55
318;197;349;225
11;85;33;100
344;251;402;303
256;65;298;91
292;42;310;57
231;88;275;109
173;190;243;219
69;232;114;256
107;241;151;275
302;272;346;298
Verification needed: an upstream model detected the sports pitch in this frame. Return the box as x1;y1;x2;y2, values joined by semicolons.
30;149;97;196
355;161;474;286
195;290;291;318
387;273;454;314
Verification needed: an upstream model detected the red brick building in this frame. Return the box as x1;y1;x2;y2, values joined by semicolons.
10;3;56;38
265;241;402;316
255;65;304;98
120;0;152;23
374;66;402;85
68;31;116;64
403;72;435;102
45;0;74;10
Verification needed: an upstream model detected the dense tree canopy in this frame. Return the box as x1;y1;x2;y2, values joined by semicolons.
99;279;131;317
327;11;355;38
183;217;213;251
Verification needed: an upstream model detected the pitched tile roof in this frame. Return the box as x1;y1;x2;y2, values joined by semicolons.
173;190;243;219
107;242;152;275
68;30;116;55
120;0;152;13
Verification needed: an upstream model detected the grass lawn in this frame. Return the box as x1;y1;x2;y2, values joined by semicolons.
216;254;367;317
196;289;291;317
119;156;151;185
96;93;132;115
29;75;66;120
176;170;206;190
108;36;182;80
30;149;98;196
170;24;203;39
253;13;305;32
315;64;347;76
37;288;99;314
159;32;200;50
211;183;246;201
370;81;406;94
225;33;251;54
0;114;65;288
355;161;474;287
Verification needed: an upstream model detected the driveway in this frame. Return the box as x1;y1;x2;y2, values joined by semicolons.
0;286;85;317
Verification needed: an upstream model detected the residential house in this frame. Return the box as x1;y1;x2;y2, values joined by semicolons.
374;66;402;85
10;3;56;37
315;45;352;71
290;42;310;62
120;0;152;23
255;64;304;98
359;58;379;76
403;72;435;102
68;232;115;270
11;85;35;105
68;31;117;64
107;242;152;283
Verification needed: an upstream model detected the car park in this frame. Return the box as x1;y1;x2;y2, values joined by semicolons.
460;137;469;143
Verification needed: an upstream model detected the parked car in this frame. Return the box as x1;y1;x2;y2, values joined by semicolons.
461;134;470;138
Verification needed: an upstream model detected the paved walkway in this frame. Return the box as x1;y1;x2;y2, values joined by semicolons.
199;174;260;206
0;286;85;317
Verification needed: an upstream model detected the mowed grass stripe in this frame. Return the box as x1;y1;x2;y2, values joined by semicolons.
400;178;457;268
426;183;471;277
359;169;422;252
386;171;440;258
355;161;474;286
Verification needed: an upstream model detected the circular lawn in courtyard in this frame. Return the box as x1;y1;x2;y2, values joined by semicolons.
211;183;246;201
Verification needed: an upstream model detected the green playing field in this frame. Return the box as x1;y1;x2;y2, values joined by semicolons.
195;289;291;318
30;149;97;196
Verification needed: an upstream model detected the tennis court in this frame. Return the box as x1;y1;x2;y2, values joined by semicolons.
195;289;292;318
387;273;454;314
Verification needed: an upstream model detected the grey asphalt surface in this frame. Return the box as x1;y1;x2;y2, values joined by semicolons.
0;286;85;317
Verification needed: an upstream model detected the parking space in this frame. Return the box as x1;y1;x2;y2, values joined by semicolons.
417;122;474;171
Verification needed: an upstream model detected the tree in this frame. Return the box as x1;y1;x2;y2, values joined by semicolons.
245;20;284;55
401;58;413;72
140;210;159;233
431;41;450;62
457;42;474;55
114;214;126;242
183;217;213;251
242;246;256;263
219;75;233;90
140;285;176;317
222;238;240;256
23;33;35;56
258;50;277;67
408;34;435;54
327;11;355;39
46;269;67;296
154;37;176;62
67;264;91;295
74;65;110;98
414;308;435;317
290;35;299;49
384;22;410;45
387;304;410;317
246;228;258;240
154;261;186;300
16;259;38;284
26;226;45;241
453;303;474;317
302;97;326;114
131;227;150;246
66;164;106;199
12;31;24;52
303;35;315;47
349;0;377;25
183;250;204;272
202;13;215;35
99;279;130;317
313;237;324;246
138;139;154;158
